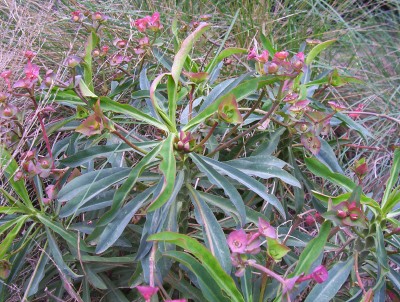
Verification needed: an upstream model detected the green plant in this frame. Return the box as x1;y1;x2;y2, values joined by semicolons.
0;5;399;302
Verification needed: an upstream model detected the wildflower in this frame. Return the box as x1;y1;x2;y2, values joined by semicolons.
71;11;84;22
256;50;269;63
113;38;128;49
258;218;277;239
288;100;310;112
24;50;36;60
136;285;159;301
227;229;248;254
100;45;110;56
147;12;162;31
348;103;364;119
0;103;18;119
139;36;150;46
273;50;289;61
92;11;108;22
311;265;329;283
245;232;261;254
264;62;279;74
291;52;305;71
247;48;257;60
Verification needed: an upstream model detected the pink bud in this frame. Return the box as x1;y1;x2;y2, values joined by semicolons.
65;55;82;68
274;51;289;61
258;218;277;239
311;265;328;283
257;50;269;63
349;213;359;221
336;209;347;218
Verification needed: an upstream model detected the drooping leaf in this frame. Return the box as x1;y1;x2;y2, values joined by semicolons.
305;39;336;65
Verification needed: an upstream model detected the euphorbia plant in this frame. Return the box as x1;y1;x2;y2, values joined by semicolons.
0;8;399;302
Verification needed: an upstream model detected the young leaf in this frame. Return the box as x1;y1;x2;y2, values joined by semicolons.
148;232;244;302
171;22;210;83
218;94;243;124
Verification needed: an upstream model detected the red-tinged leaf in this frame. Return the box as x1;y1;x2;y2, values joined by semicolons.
218;94;243;124
171;22;210;83
301;133;321;155
75;114;103;136
183;71;209;83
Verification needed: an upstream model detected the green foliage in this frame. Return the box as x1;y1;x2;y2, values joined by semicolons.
1;2;399;301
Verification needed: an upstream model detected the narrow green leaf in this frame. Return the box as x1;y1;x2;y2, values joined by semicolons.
260;33;276;55
382;149;400;212
171;22;210;83
252;127;286;156
83;31;99;91
167;74;178;128
99;96;169;132
45;227;82;279
190;153;246;225
188;185;232;272
78;79;98;98
37;214;94;253
205;47;247;73
334;112;373;141
196;155;286;219
25;243;50;297
0;146;33;208
293;221;331;275
375;223;389;271
317;138;343;173
147;135;177;211
305;39;336;65
304;257;354;302
148;232;244;302
164;251;231;302
305;157;356;191
95;187;154;254
0;215;28;259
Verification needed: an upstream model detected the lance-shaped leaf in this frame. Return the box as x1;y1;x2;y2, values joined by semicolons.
190;153;246;226
305;39;336;65
218;94;243;124
0;146;32;208
195;155;286;219
0;215;28;259
147;135;177;211
293;221;331;275
187;185;232;272
382;148;400;213
148;232;245;302
83;31;99;92
171;22;210;83
99;96;169;132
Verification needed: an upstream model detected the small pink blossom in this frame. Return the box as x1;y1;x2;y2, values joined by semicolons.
1;70;12;79
264;62;279;74
247;48;257;60
227;229;247;254
258;218;277;239
71;11;84;22
136;285;158;301
132;12;162;32
273;50;289;61
245;232;261;254
348;103;364;119
92;12;108;22
256;50;269;63
113;38;128;49
139;36;150;46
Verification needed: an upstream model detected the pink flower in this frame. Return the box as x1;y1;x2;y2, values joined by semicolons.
227;229;247;254
273;50;289;61
0;70;12;79
257;50;269;63
71;11;84;22
24;51;36;60
92;12;108;22
311;265;328;283
245;232;261;254
247;48;257;60
113;38;128;49
139;36;150;46
264;62;279;74
289;100;310;112
258;218;277;239
348;103;364;119
136;285;159;301
147;12;162;31
282;276;300;294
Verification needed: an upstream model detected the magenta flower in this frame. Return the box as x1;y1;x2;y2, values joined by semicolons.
247;48;257;60
273;50;289;61
264;61;279;74
258;218;277;239
139;36;150;46
136;285;159;301
227;229;247;254
282;276;300;294
147;12;162;31
71;11;84;22
311;265;328;283
245;232;261;254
